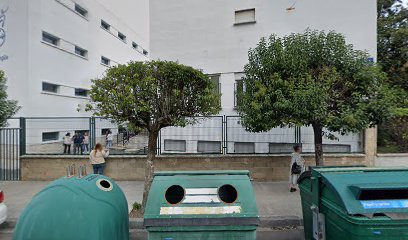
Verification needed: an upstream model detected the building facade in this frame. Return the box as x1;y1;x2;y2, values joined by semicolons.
151;0;376;154
0;0;149;145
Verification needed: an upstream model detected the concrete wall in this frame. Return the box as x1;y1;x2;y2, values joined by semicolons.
376;154;408;167
21;154;368;181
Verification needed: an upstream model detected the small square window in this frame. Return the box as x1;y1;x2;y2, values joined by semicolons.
101;56;110;66
143;49;148;55
42;82;59;93
74;4;88;17
75;88;89;97
42;31;59;46
197;141;221;153
234;142;255;153
118;32;126;42
164;139;186;152
74;46;87;57
132;42;138;49
42;132;59;142
101;20;110;31
234;8;256;25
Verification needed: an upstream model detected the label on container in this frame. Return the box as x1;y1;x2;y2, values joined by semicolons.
361;200;408;209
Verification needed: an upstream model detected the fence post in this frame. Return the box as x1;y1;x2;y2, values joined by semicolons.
19;117;26;155
295;126;302;145
89;117;96;150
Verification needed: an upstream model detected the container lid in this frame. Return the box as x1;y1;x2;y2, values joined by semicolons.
154;170;250;176
314;167;408;215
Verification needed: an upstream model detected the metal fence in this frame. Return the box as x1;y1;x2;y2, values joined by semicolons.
11;116;363;156
0;126;20;180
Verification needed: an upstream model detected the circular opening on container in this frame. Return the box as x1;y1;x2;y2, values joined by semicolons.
96;179;113;192
165;185;185;205
218;184;238;204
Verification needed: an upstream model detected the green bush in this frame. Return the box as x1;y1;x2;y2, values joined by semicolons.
132;202;142;210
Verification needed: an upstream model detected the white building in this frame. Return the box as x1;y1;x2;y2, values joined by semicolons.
0;0;149;147
151;0;375;154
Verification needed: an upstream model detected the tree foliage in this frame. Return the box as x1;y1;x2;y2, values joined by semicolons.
378;0;408;92
238;30;395;165
0;70;20;127
88;60;221;209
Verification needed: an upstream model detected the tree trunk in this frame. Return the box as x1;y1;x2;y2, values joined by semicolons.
312;122;324;166
141;128;159;213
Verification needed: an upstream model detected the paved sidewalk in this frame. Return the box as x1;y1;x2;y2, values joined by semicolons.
0;180;302;220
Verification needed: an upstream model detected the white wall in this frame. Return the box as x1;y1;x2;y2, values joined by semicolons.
1;0;149;118
0;0;29;116
151;0;376;75
151;0;375;153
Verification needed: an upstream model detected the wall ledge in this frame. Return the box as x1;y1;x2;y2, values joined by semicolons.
377;153;408;157
21;153;366;160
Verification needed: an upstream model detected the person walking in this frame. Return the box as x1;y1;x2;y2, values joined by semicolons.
63;133;72;154
106;130;113;149
89;143;109;175
289;145;305;192
82;132;90;153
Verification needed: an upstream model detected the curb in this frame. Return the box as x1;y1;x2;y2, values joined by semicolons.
1;216;303;231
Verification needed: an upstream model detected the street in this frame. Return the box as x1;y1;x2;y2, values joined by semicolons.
0;228;305;240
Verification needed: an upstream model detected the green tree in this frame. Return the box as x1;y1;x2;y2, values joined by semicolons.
378;0;408;91
0;70;20;127
238;30;395;166
88;60;220;210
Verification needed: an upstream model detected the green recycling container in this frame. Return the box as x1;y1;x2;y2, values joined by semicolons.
13;174;129;240
298;166;408;240
144;170;259;240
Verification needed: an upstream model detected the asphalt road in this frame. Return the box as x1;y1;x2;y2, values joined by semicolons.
0;228;305;240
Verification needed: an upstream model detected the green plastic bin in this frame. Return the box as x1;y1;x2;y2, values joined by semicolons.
13;174;129;240
298;166;408;240
144;170;259;240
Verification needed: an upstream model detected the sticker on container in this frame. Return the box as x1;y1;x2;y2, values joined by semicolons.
360;200;408;209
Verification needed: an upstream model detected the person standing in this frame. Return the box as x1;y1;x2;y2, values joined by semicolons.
289;145;305;192
89;143;109;175
73;133;83;155
106;130;113;149
63;133;72;154
82;132;90;153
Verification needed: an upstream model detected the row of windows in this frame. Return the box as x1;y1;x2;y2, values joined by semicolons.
42;31;117;67
163;140;352;154
42;31;88;58
100;19;148;56
42;82;89;97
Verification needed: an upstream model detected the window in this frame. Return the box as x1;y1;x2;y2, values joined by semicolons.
234;8;256;25
42;132;59;142
101;128;110;135
75;88;89;97
269;143;297;154
74;46;87;57
101;20;110;31
101;56;110;66
74;4;88;17
164;139;186;152
322;144;351;153
143;49;148;55
42;82;59;93
234;142;255;153
197;141;221;153
42;31;59;46
132;42;138;49
234;79;244;108
118;32;126;42
208;75;221;106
